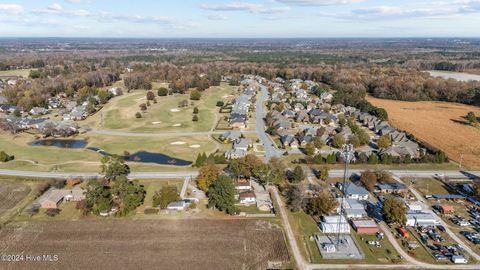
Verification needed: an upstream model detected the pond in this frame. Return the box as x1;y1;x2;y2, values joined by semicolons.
29;139;88;149
427;70;480;82
87;148;192;166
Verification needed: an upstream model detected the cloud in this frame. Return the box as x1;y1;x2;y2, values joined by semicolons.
48;4;63;11
32;4;90;17
0;4;25;15
207;13;228;20
199;2;290;14
319;1;480;20
275;0;363;5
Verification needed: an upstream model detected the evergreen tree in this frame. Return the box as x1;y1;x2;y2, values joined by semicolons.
208;175;238;215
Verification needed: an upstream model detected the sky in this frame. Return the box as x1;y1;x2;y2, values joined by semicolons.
0;0;480;38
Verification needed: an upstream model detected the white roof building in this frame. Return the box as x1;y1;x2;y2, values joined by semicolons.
319;215;351;234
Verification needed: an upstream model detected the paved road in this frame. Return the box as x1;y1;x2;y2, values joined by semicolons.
309;169;480;179
0;169;199;179
256;84;283;159
0;169;478;180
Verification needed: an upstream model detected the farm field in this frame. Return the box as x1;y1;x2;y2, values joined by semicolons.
367;97;480;169
84;83;238;133
0;219;289;270
0;181;31;217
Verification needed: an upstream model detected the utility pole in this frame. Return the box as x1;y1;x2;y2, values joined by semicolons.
336;144;354;246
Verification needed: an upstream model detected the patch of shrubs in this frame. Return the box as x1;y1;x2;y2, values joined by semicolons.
144;208;159;215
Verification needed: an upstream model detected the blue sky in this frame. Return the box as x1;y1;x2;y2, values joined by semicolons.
0;0;480;37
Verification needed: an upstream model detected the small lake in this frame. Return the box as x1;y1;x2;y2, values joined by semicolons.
428;70;480;82
87;148;192;166
29;139;88;149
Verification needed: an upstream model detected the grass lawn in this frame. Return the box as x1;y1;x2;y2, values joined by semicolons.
409;178;450;196
0;68;32;77
134;179;184;219
84;83;238;133
0;179;40;225
237;204;271;215
286;210;322;263
0;131;217;172
352;230;401;264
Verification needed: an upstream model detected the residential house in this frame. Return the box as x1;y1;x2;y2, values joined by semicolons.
64;186;86;202
167;201;187;211
0;104;18;113
29;107;48;116
280;134;298;148
377;183;408;195
229;113;247;129
235;179;252;192
239;191;256;204
220;130;242;143
225;148;247;159
36;188;67;209
338;182;370;200
233;138;252;152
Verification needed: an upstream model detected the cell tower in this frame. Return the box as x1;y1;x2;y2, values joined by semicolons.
336;144;354;246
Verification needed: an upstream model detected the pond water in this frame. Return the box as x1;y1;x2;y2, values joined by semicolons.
29;139;88;149
428;70;480;81
87;147;192;166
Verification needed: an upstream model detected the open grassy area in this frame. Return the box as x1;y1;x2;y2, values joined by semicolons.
352;230;401;264
0;131;217;172
84;83;238;133
286;210;323;263
368;96;480;169
409;178;450;196
0;179;41;225
0;68;32;78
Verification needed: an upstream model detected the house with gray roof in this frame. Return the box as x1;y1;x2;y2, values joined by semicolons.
338;182;370;200
233;138;253;152
220;130;242;142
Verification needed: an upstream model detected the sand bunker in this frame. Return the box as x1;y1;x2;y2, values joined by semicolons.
172;124;182;127
151;121;162;124
222;95;233;98
170;108;180;112
189;145;200;148
170;141;186;145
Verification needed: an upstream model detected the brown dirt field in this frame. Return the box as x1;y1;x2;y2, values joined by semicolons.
368;97;480;168
0;181;30;216
0;219;289;270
